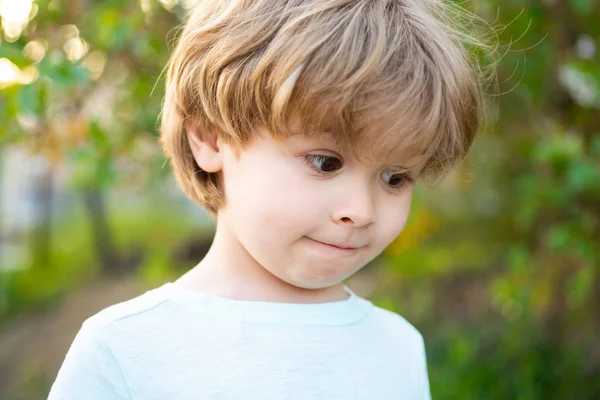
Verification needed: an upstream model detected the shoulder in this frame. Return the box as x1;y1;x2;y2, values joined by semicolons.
366;303;426;348
366;304;430;394
352;293;428;355
82;283;174;331
47;285;174;400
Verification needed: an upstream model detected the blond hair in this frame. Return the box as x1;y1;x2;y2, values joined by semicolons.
159;0;496;215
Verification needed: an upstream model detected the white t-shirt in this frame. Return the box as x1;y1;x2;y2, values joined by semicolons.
48;282;431;399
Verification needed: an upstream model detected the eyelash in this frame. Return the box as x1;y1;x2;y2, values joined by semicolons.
303;154;414;191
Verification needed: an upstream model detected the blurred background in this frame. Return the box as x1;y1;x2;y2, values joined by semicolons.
0;0;598;399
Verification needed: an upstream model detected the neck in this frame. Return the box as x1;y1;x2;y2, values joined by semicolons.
175;221;348;303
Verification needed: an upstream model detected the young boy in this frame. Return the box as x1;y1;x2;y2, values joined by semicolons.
50;0;489;398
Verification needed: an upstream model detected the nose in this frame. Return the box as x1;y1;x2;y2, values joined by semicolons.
331;189;376;228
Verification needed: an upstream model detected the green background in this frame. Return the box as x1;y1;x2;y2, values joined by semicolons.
0;0;598;398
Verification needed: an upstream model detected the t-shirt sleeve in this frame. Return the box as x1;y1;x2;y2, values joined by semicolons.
48;322;132;400
417;334;432;400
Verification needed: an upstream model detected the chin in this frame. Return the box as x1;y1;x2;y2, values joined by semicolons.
286;274;347;291
265;259;354;292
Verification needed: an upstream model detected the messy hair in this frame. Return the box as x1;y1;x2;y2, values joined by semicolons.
159;0;496;214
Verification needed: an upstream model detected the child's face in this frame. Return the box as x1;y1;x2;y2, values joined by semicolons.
217;128;420;290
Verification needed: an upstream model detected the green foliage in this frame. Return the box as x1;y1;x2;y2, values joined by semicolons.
1;0;599;398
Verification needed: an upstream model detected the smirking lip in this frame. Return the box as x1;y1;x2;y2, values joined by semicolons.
319;241;356;250
306;237;363;254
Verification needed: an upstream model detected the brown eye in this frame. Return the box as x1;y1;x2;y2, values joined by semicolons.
380;170;412;189
305;154;342;173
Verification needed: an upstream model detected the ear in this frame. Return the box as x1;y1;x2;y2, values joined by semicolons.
185;123;223;173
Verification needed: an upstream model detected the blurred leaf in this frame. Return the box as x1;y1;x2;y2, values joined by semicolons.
533;132;584;171
567;263;594;309
546;225;570;253
89;120;108;149
570;0;595;15
567;159;600;194
0;42;29;68
17;82;46;117
95;157;116;188
508;246;530;274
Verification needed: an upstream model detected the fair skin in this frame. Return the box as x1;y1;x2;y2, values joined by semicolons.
176;126;423;304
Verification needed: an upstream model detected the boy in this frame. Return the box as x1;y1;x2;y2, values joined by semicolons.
50;0;490;398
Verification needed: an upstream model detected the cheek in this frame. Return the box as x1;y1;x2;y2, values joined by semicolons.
375;194;414;248
224;154;319;238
